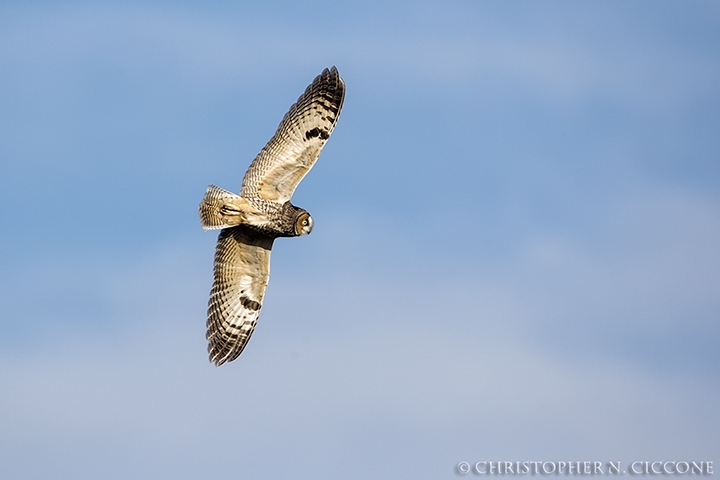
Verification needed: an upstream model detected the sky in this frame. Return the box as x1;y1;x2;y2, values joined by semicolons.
0;1;718;478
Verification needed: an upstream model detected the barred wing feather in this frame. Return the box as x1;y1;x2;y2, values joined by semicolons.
207;226;274;366
240;66;345;204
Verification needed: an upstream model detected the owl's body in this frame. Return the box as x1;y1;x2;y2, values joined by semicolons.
199;67;345;366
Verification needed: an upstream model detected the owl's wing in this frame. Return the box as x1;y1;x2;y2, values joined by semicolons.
240;66;345;204
207;226;274;366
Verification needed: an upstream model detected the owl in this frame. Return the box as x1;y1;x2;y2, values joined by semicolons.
198;67;345;366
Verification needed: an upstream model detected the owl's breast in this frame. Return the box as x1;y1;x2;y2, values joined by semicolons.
244;198;299;238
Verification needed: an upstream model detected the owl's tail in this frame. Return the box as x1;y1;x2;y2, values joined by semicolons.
199;185;260;230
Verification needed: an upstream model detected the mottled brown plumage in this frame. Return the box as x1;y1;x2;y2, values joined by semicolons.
199;67;345;365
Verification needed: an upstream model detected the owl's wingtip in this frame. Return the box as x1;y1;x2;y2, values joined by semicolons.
209;352;226;367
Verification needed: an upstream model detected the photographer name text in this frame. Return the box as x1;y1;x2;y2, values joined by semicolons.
456;461;713;476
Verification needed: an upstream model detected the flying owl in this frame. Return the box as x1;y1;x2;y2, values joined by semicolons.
198;67;345;366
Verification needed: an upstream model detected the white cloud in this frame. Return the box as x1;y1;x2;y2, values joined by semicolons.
1;181;718;477
0;299;716;478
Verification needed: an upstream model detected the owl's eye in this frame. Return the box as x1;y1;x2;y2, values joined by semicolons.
295;212;313;235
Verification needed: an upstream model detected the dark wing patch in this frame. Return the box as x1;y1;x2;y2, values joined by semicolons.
305;127;330;140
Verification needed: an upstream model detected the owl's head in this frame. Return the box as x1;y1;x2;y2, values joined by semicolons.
294;211;314;236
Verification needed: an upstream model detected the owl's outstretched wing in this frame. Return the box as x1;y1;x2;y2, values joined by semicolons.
240;66;345;204
207;226;274;366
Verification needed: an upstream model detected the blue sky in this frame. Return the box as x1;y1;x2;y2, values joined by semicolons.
1;1;718;478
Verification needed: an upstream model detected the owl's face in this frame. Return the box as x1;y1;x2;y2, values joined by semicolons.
294;211;314;236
